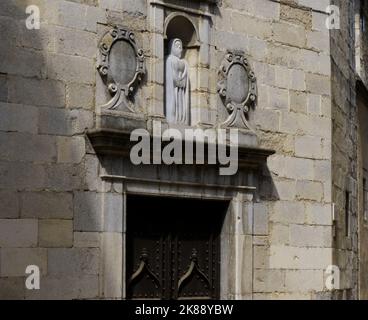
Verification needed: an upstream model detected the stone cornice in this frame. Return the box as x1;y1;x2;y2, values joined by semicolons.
87;129;275;169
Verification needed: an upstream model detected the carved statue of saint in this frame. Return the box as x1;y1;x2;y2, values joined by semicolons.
165;38;190;125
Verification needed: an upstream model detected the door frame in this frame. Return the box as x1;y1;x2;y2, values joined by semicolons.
98;174;256;300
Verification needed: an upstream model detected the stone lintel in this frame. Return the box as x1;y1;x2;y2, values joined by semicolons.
87;128;275;169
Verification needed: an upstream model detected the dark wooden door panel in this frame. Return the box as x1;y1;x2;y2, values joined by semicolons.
126;195;227;300
126;234;164;299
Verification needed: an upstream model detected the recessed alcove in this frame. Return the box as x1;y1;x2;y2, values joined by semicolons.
164;13;200;49
164;13;200;126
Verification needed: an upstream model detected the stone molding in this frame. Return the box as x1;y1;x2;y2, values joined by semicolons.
87;129;274;169
97;26;145;112
218;50;257;130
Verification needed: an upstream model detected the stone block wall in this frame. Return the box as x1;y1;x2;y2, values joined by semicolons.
330;0;359;299
355;0;368;87
1;0;363;300
0;0;110;299
356;0;368;300
216;0;333;299
0;0;154;300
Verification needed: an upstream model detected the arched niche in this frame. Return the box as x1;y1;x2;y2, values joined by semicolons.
164;13;200;125
164;13;200;50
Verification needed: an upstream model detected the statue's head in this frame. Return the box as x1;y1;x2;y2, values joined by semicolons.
169;38;183;58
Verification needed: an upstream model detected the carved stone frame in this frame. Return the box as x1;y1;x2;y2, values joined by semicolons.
97;26;145;112
217;50;257;129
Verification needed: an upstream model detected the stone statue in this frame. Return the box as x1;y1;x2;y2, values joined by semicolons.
165;38;190;125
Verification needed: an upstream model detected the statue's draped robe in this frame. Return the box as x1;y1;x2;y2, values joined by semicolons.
165;44;190;125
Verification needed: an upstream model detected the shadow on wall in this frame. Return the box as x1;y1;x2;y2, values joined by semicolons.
0;0;99;299
0;0;279;300
260;165;280;201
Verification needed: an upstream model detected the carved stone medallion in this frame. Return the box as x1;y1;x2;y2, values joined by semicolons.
97;26;145;112
217;50;257;129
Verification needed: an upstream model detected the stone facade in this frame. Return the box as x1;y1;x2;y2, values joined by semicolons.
0;0;367;300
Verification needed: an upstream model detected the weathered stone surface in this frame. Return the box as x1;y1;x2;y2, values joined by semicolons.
271;201;305;224
53;0;107;32
0;190;19;218
47;53;95;84
86;6;107;32
274;179;296;201
66;83;94;109
268;155;315;180
253;203;269;235
38;108;70;136
298;0;330;12
305;203;332;226
74;192;122;232
289;224;331;247
8;77;65;108
291;69;306;91
266;43;303;69
270;245;332;269
306;73;331;95
307;94;322;115
254;245;269;268
110;40;138;86
254;109;280;132
253;0;280;20
101;233;122;298
39;220;73;248
249;38;268;61
0;219;38;248
38;107;94;136
57;136;86;163
280;3;312;29
48;248;99;276
0;132;57;163
274;66;290;89
290;91;307;114
0;277;25;300
73;192;102;232
0;103;38;134
44;164;84;191
267;86;289;110
231;14;272;40
84;154;102;191
307;31;330;53
279;111;300;134
254;292;312;300
74;232;100;248
21;192;73;219
271;223;290;247
295;135;323;159
54;26;97;58
0;248;47;277
0;0;362;300
285;270;324;292
0;47;45;78
0;75;8;102
272;22;306;47
25;276;99;300
254;269;285;293
0;161;46;190
296;180;324;201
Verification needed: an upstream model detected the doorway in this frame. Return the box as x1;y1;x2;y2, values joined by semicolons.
126;195;228;300
357;82;368;299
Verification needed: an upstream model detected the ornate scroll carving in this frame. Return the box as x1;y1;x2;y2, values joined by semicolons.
217;50;257;129
97;26;145;112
